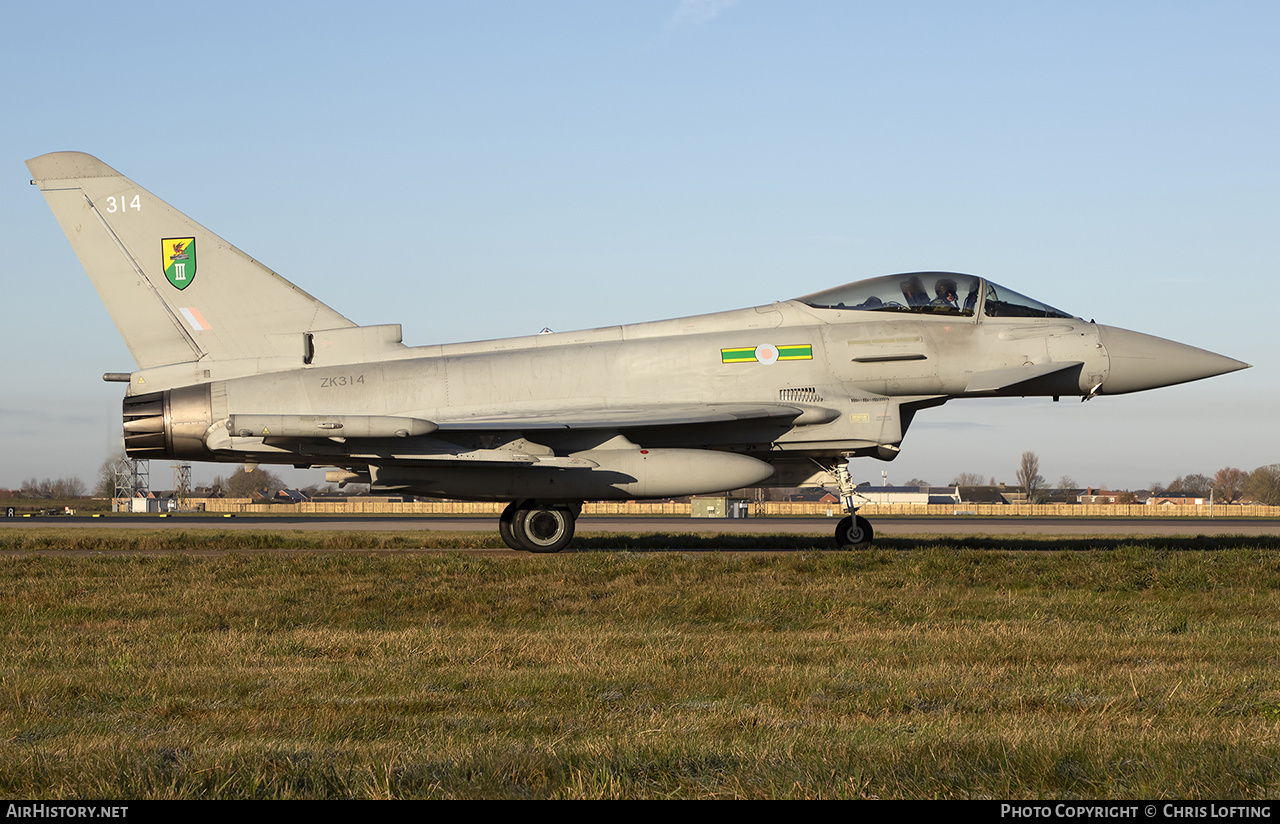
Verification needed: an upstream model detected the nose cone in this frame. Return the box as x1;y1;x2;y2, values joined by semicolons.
1097;325;1250;395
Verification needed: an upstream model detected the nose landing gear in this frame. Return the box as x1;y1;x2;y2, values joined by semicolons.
834;461;875;550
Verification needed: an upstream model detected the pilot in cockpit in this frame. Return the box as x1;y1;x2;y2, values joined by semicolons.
930;278;959;310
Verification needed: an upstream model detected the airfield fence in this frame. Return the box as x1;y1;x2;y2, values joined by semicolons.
182;498;1280;518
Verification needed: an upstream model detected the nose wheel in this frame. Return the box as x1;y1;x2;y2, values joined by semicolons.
835;514;874;549
499;501;578;553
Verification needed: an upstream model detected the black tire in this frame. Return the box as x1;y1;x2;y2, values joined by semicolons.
513;506;575;553
835;515;873;549
498;501;526;550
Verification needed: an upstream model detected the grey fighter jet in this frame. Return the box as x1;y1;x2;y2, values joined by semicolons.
27;152;1249;552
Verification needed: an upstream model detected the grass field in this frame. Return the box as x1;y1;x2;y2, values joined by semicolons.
2;529;1279;799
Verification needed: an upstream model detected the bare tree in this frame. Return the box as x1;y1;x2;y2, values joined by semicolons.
54;477;86;498
20;477;85;499
1245;465;1280;506
94;455;127;498
1016;452;1045;503
1057;475;1077;491
19;478;47;498
1165;473;1212;498
951;472;986;486
1184;473;1213;498
222;466;286;499
1212;467;1247;504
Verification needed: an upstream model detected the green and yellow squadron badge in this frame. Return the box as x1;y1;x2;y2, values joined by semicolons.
162;238;196;290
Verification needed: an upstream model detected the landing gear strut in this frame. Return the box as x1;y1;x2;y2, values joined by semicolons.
499;501;580;553
833;461;874;549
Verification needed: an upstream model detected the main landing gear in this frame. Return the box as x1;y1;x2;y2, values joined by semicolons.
499;501;581;553
834;461;874;549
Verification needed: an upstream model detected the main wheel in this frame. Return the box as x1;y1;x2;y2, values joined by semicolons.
513;506;575;553
835;515;873;549
498;501;525;550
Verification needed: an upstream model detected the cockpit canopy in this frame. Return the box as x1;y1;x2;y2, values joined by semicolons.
795;272;1074;320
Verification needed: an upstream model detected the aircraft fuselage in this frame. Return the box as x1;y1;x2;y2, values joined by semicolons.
126;293;1141;499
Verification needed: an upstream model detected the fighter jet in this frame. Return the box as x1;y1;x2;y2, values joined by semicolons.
26;152;1249;552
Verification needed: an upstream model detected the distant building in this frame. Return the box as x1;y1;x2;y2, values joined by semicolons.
1148;496;1207;506
782;487;840;504
955;486;1008;505
858;486;961;505
1078;488;1146;505
1079;488;1126;504
1044;488;1084;504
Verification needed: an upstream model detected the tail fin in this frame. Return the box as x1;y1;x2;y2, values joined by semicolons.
26;152;355;369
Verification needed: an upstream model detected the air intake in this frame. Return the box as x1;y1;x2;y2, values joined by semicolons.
779;387;824;403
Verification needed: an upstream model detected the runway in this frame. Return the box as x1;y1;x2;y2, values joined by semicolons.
5;513;1280;537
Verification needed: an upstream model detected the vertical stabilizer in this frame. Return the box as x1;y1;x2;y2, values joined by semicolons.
26;152;356;369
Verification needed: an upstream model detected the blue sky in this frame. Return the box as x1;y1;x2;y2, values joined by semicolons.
1;0;1274;491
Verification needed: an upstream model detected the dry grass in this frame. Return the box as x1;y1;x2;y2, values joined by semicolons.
2;531;1280;798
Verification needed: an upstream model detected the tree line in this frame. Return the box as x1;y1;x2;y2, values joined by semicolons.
17;477;86;499
943;455;1280;506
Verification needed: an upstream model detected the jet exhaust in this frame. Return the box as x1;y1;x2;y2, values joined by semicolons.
122;386;214;461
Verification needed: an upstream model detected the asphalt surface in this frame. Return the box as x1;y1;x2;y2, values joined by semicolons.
5;513;1280;537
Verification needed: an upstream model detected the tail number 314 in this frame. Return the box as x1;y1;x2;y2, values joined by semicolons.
104;195;141;213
